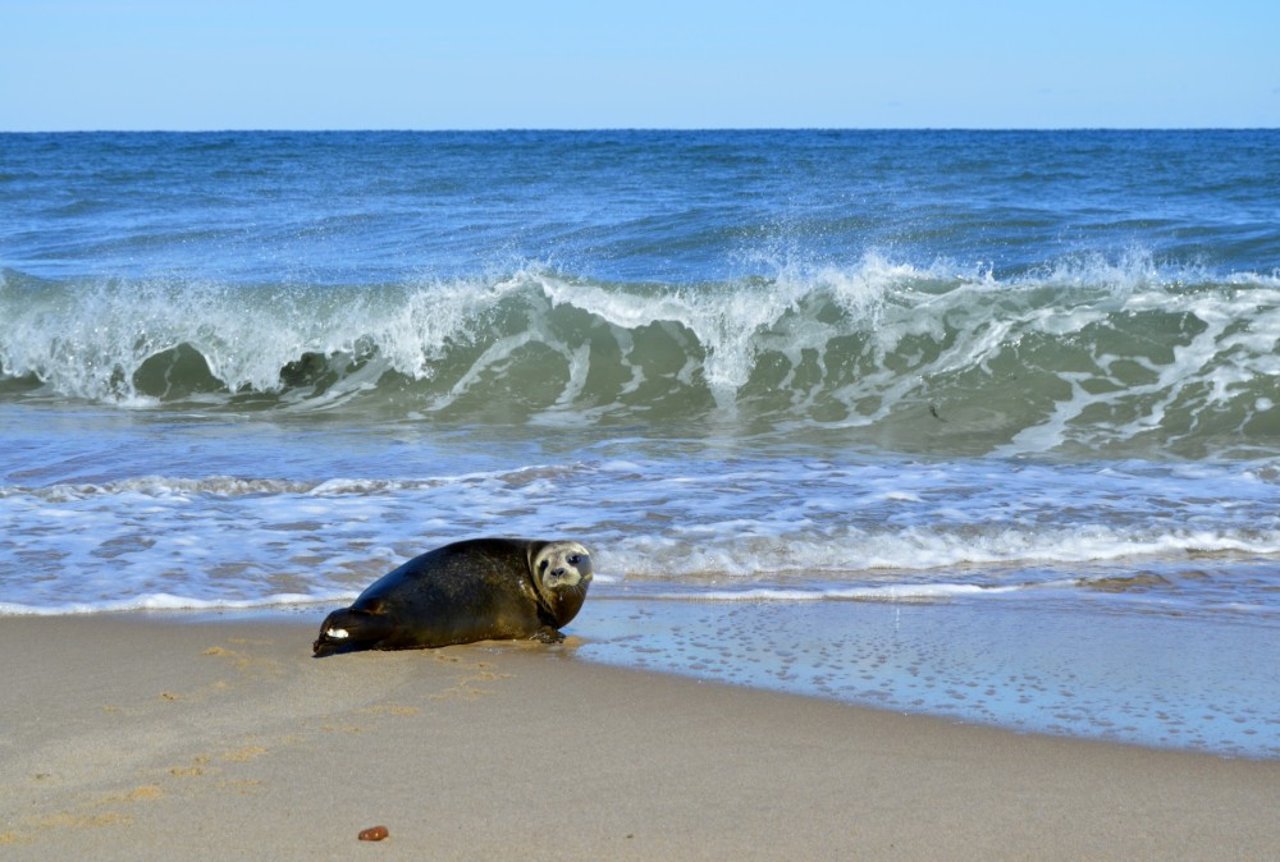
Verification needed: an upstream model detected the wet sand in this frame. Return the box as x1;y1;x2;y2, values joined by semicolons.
1;613;1277;861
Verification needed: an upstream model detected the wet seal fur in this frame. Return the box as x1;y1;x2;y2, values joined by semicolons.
313;538;592;656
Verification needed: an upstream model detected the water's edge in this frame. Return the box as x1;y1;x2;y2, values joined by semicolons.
97;597;1280;761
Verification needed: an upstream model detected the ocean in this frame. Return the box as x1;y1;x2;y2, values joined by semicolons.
2;129;1277;757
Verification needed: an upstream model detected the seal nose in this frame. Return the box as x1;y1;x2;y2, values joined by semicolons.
551;566;567;578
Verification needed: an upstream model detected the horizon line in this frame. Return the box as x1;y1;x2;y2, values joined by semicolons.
3;125;1277;135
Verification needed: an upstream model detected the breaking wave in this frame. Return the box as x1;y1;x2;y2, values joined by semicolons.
3;253;1278;458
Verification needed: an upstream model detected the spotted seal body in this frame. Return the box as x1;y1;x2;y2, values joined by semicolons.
312;538;592;656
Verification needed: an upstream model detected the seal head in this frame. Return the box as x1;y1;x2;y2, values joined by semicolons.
527;539;592;628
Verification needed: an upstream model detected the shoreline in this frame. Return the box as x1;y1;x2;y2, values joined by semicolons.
9;592;1280;760
575;594;1280;760
3;613;1279;860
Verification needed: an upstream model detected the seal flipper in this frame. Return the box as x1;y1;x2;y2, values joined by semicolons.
312;606;396;657
530;625;566;644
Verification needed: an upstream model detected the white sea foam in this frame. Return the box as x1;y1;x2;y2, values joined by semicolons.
0;591;353;617
8;445;1276;617
642;582;1044;603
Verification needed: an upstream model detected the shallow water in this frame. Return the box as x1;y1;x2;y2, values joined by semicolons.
577;597;1280;759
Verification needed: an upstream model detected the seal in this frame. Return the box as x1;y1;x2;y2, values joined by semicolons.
312;538;592;656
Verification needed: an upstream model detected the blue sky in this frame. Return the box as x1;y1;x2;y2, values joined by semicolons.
3;0;1277;130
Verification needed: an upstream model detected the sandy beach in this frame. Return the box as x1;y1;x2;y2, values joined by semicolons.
1;613;1277;861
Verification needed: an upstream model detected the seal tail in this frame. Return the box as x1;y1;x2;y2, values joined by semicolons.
312;607;395;657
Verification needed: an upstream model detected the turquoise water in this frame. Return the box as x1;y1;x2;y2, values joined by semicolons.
2;130;1278;756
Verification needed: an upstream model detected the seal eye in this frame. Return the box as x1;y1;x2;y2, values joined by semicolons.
567;554;581;566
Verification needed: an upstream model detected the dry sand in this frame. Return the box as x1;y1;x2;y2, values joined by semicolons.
1;613;1277;861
